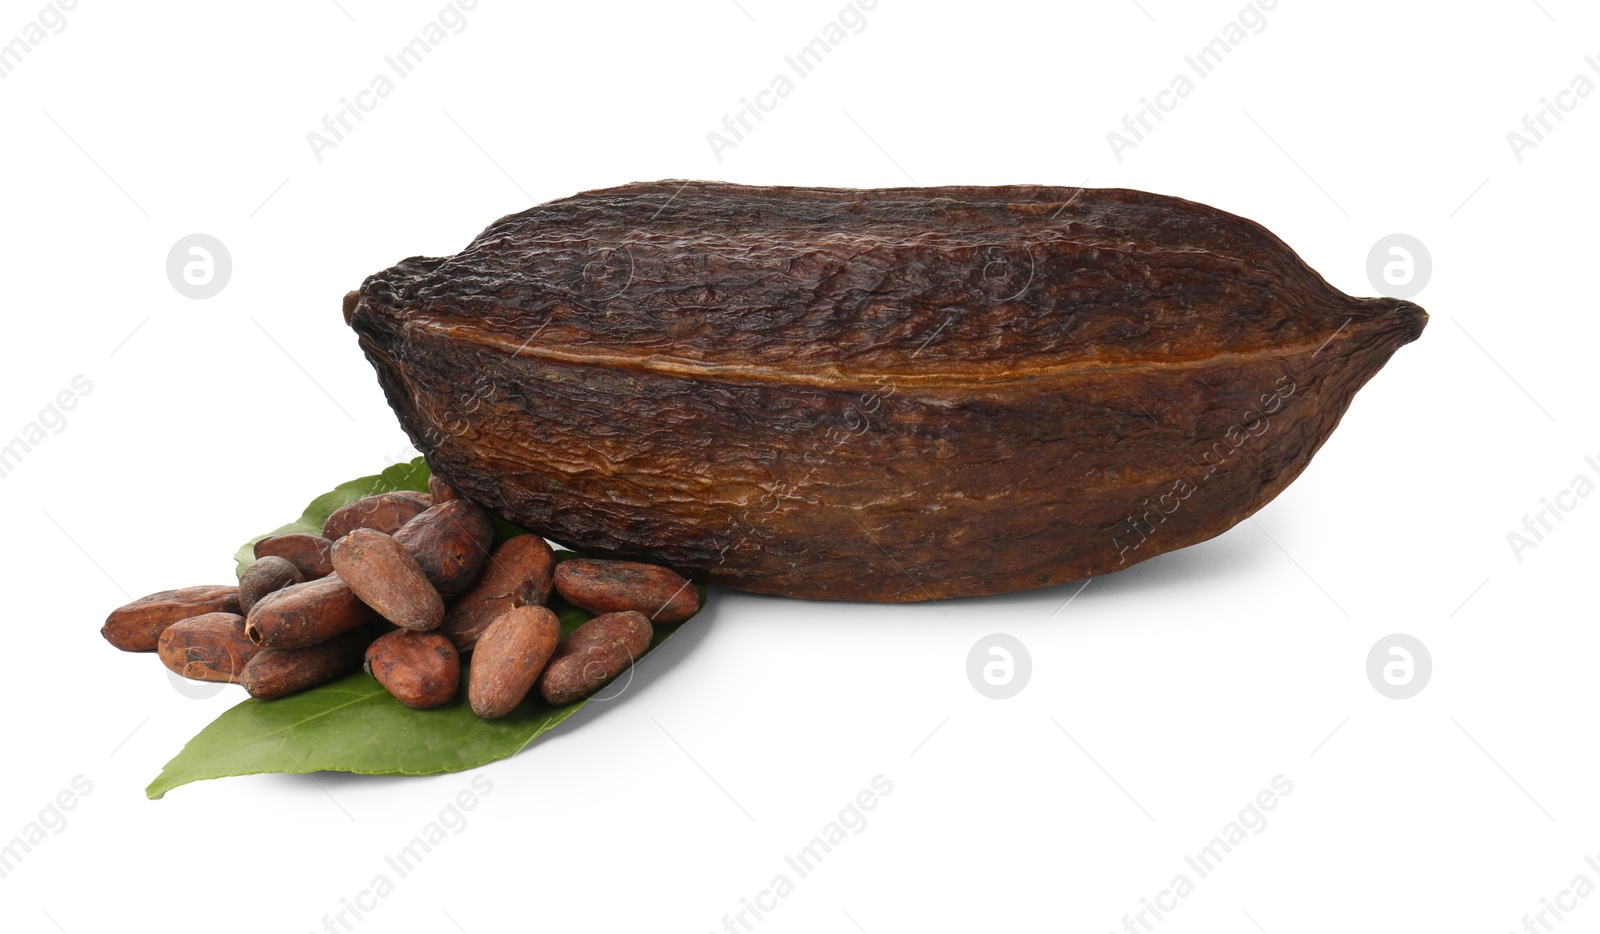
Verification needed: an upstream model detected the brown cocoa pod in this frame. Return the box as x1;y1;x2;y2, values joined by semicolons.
438;535;556;651
253;533;335;579
537;610;652;706
391;499;494;597
322;490;432;541
241;626;371;700
331;528;444;631
364;629;459;709
554;559;698;624
467;605;560;719
102;585;242;652
348;181;1427;601
157;612;259;683
238;556;304;615
428;474;460;503
244;574;374;649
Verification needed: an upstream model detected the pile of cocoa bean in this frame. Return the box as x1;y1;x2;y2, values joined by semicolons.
100;476;700;717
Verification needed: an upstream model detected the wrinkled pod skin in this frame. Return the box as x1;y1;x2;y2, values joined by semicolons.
349;181;1427;601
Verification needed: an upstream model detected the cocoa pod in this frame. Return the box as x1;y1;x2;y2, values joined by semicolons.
554;559;698;624
364;629;459;709
322;490;432;541
331;528;443;631
241;627;371;700
244;574;374;649
438;534;555;652
391;499;494;597
537;610;652;706
238;556;304;615
102;585;241;652
467;605;560;719
157;612;259;683
428;474;460;503
253;533;335;579
348;181;1426;601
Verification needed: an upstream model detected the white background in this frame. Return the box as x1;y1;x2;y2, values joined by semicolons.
1;1;1595;932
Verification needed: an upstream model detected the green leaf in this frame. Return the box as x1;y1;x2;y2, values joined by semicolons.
153;458;704;799
146;602;687;799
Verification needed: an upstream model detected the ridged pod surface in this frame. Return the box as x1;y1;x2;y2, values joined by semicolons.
348;181;1425;601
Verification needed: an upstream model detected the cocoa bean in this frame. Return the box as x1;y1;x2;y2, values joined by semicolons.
102;585;242;652
253;533;335;579
392;499;494;597
331;529;444;631
553;559;698;624
157;612;259;683
244;574;374;649
467;605;560;719
364;629;459;709
238;556;304;615
439;600;505;654
241;627;371;700
537;610;652;706
438;534;555;652
428;474;460;503
322;490;432;541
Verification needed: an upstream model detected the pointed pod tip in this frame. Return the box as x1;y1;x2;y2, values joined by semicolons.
1387;297;1429;343
1354;296;1428;346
